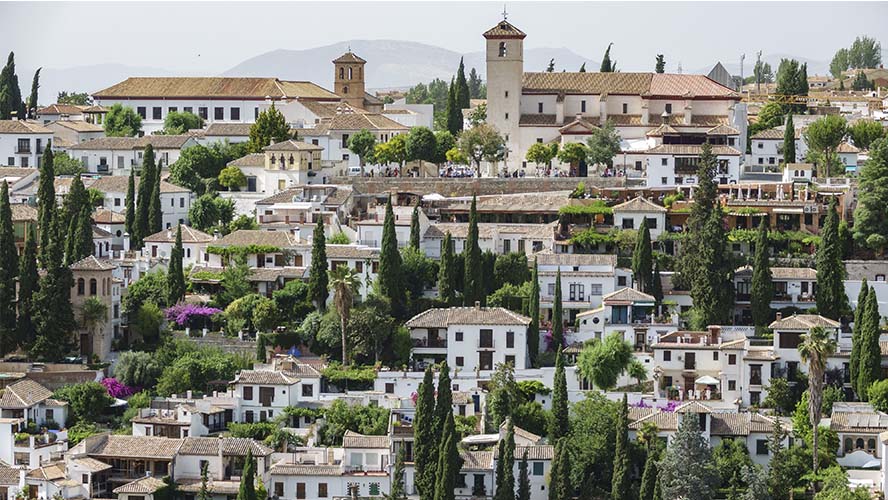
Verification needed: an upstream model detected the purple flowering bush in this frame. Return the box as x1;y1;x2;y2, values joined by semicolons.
101;378;136;399
164;303;222;328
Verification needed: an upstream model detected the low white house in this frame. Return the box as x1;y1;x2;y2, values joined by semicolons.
142;224;213;266
67;134;199;174
0;379;68;427
535;252;630;323
611;196;667;240
0;120;53;168
645;144;742;187
44;120;105;149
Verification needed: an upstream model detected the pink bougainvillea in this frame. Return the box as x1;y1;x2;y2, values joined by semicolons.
101;378;137;399
164;303;222;327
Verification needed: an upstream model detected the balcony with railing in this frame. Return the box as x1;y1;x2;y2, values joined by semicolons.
412;337;447;349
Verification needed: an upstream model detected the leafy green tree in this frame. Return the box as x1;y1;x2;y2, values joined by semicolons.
556;142;588;172
577;332;634;390
611;395;630;500
713;438;753;490
751;220;774;331
496;420;516;500
488;362;518;429
405;126;437;172
248;103;290;153
804;115;847;178
528;259;540;366
848;35;883;68
56;91;92;106
851;71;873;91
308;218;329;311
493;253;530;289
799;326;838;477
347;129;377;176
163;111;203;134
850;280;869;396
67;205;93;264
133;145;155;247
30;219;75;361
766;419;793;499
868;379;888;413
458;123;505;170
783;114;796;164
218;166;247;191
600;43;616;72
853;138;888;253
830;48;850;78
16;225;38;349
52;381;113;423
463;195;482;305
652;259;663;315
433;130;456;164
0;182;18;353
586;121;621;169
659;412;718;500
816;198;846;320
374;134;408;173
815;466;870;500
456;57;470;112
432;412;458;500
409;204;421;249
414;367;437;498
103;103;142;137
857;290;881;401
569;392;619;495
188;193;234;232
655;54;665;73
50;151;84;175
776;58;808;113
517;449;531;500
525;142;559;169
438;232;456;304
762;377;795;415
378;197;406;316
849;120;885;151
549;350;569;440
632;218;653;292
114;351;162;388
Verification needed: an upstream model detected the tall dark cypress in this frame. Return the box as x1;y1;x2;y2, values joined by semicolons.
816;198;846;320
167;225;186;305
850;279;869;396
632;217;653;292
410;204;421;250
30;218;75;361
495;420;516;500
549;350;569;440
0;181;18;354
611;394;630;500
17;224;38;350
148;159;163;233
552;269;563;349
652;259;664;316
237;448;257;500
456;57;471;112
446;78;460;136
134;144;155;249
378;197;405;315
639;446;660;500
37;145;55;262
435;362;453;430
438;232;455;305
463;195;481;305
72;205;94;262
783;114;796;164
527;258;540;366
414;367;437;498
125;168;136;238
750;219;774;332
27;68;40;118
0;52;25;119
517;449;531;500
857;288;881;400
432;412;458;500
308;217;328;311
548;439;572;500
390;446;407;500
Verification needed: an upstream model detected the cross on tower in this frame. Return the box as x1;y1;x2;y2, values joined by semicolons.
502;4;508;20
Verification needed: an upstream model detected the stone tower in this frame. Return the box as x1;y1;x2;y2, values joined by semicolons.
484;18;524;172
333;51;367;109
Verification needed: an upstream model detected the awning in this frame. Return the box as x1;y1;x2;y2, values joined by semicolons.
773;208;804;214
695;375;720;385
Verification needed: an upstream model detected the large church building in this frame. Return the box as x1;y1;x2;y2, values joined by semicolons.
484;19;747;185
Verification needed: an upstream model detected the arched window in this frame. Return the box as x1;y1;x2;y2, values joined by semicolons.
270;154;276;164
348;67;353;80
289;154;295;165
868;438;877;450
339;67;344;79
844;438;853;452
343;85;349;94
77;278;85;296
89;278;97;296
499;42;507;57
856;438;865;449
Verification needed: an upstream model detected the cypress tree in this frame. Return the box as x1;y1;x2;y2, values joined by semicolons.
496;420;516;500
858;289;881;400
432;412;458;500
600;43;616;72
0;52;25;120
851;279;869;397
27;68;39;117
167;225;186;305
134;144;155;248
549;439;572;500
378;197;405;316
816;198;845;320
552;269;563;349
632;217;653;292
435;362;453;431
652;259;664;316
410;204;421;249
255;333;267;363
456;57;471;112
446;78;460;136
414;367;437;498
17;225;38;350
30;218;75;361
148;159;163;234
527;258;540;366
125;168;136;239
549;350;569;440
72;205;94;262
37;145;55;262
783;114;796;164
236;448;257;500
0;181;18;354
517;449;530;500
639;447;660;500
390;445;407;499
463;195;481;306
611;394;630;500
438;232;455;305
750;219;774;332
308;217;328;310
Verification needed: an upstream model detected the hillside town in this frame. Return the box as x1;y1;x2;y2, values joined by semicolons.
1;10;888;500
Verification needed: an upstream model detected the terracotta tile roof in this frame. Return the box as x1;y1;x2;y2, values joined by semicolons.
135;134;198;150
263;140;324;152
460;450;494;470
301;101;368;119
71;457;113;472
248;267;306;283
523;72;653;95
37;104;87;115
752;127;802;140
84;435;183;459
321;112;408;132
482;20;526;39
0;167;37;179
424;222;555;240
26;463;66;481
837;142;860;153
69;255;116;271
706;124;740;136
86;175;191;194
769;314;840;330
212;229;300;248
0;464;19;485
47;120;104;132
646;144;741;156
648;74;739;98
144;224;213;244
325;244;379;260
93;225;113;239
629;410;677;431
204;123;253;137
93;77;338;100
113;476;168;494
440;191;571;214
231;370;299;386
68;137;139;150
178;437;274;456
519;114;558;126
270;464;342;476
92;208;126;224
645;124;679;137
333;51;366;64
559;117;599;134
228;153;266;168
629;406;656;421
0;120;53;134
497;445;555;460
10;204;37;222
405;306;530;328
612;196;666;213
830;410;888;433
710;412;784;436
0;378;54;408
535;251;617;267
342;430;391;449
675;401;712;414
603;287;656;304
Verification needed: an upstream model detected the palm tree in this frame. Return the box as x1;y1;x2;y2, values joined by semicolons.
328;265;360;365
798;325;837;480
80;297;108;357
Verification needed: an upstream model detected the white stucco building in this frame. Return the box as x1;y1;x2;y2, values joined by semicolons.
0;120;53;168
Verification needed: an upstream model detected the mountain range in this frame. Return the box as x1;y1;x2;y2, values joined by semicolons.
22;40;828;106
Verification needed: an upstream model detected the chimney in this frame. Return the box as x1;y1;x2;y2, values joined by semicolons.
474;301;481;310
186;390;192;399
775;312;783;321
213;230;220;240
707;325;721;344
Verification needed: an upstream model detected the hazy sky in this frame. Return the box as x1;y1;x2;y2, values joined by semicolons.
2;1;887;74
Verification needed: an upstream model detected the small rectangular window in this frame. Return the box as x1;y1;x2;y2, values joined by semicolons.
728;380;736;391
137;107;146;119
231;107;240;120
729;354;737;365
198;107;208;119
665;103;673;114
152;107;162;120
456;356;464;367
168;107;177;113
538;102;543;113
214;107;224;120
532;462;544;475
663;350;671;361
581;100;586;113
504;91;509;98
661;158;668;166
505;113;509;120
622;103;628;114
